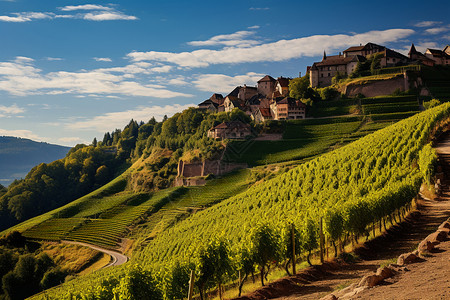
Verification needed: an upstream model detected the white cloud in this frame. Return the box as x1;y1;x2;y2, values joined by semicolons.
58;137;84;143
0;12;53;22
0;104;24;115
415;21;442;27
192;72;263;93
0;59;192;98
46;57;64;61
128;29;415;68
0;5;137;22
59;4;113;12
249;7;269;10
188;30;260;48
248;25;260;29
394;42;439;55
425;26;450;35
0;129;47;142
94;57;112;62
0;15;29;22
67;104;196;132
84;12;137;21
168;77;190;86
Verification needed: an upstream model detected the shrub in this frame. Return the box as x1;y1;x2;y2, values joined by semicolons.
424;99;441;110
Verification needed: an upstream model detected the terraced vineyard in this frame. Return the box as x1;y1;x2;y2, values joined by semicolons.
21;187;185;248
226;95;421;166
32;102;450;300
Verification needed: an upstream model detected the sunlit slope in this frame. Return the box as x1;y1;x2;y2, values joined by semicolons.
136;103;449;269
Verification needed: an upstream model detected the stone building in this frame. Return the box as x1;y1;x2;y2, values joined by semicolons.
425;45;450;65
257;75;277;97
207;121;252;139
309;52;365;87
270;97;306;120
408;44;435;66
251;107;273;123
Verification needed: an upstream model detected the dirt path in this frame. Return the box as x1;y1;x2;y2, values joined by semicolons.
62;240;128;267
238;134;450;300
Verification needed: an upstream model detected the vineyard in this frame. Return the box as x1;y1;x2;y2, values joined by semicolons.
33;103;450;300
226;95;420;167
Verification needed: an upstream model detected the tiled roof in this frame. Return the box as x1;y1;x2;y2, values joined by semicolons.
212;121;251;130
344;45;365;52
384;48;408;60
227;87;240;98
314;54;365;67
198;99;218;107
258;75;276;83
426;48;450;58
259;108;272;118
276;97;306;108
277;77;290;87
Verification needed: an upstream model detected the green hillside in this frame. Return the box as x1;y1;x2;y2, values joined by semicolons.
225;95;420;166
0;136;70;186
29;102;450;299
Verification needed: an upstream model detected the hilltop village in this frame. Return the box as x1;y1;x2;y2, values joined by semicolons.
198;42;450;130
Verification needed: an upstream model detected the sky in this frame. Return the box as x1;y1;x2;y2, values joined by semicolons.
0;0;449;146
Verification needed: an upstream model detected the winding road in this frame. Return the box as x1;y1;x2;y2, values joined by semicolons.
62;240;128;268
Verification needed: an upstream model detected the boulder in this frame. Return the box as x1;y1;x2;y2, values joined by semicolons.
388;263;409;272
430;230;448;242
397;252;419;265
438;221;450;230
333;283;357;298
319;294;338;300
424;232;442;246
376;266;394;279
418;239;434;253
358;274;384;287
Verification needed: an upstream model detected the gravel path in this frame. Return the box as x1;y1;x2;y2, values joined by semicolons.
62;240;128;267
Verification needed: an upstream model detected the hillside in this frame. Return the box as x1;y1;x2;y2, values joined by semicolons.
17;102;449;300
0;80;445;299
0;136;71;186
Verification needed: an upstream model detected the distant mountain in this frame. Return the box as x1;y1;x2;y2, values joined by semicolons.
0;136;71;186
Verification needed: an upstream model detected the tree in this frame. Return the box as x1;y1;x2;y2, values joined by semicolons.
235;246;255;296
303;218;318;266
164;262;192;300
92;137;97;147
289;75;312;99
251;224;281;286
325;210;344;256
196;240;232;300
281;223;303;276
114;266;162;300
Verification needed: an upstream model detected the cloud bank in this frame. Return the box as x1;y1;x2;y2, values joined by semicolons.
128;29;415;68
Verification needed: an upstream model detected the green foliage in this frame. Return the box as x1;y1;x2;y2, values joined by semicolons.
418;143;437;184
318;86;339;101
424;99;441;110
251;224;281;285
0;250;59;300
332;71;347;85
195;239;232;296
114;266;162;300
289;75;318;100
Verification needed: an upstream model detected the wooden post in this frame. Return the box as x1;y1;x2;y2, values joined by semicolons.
188;270;195;300
319;218;324;263
291;223;296;275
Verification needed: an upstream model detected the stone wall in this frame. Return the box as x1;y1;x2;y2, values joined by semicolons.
344;75;406;97
177;159;247;182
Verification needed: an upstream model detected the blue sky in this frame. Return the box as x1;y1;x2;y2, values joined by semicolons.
0;0;449;146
